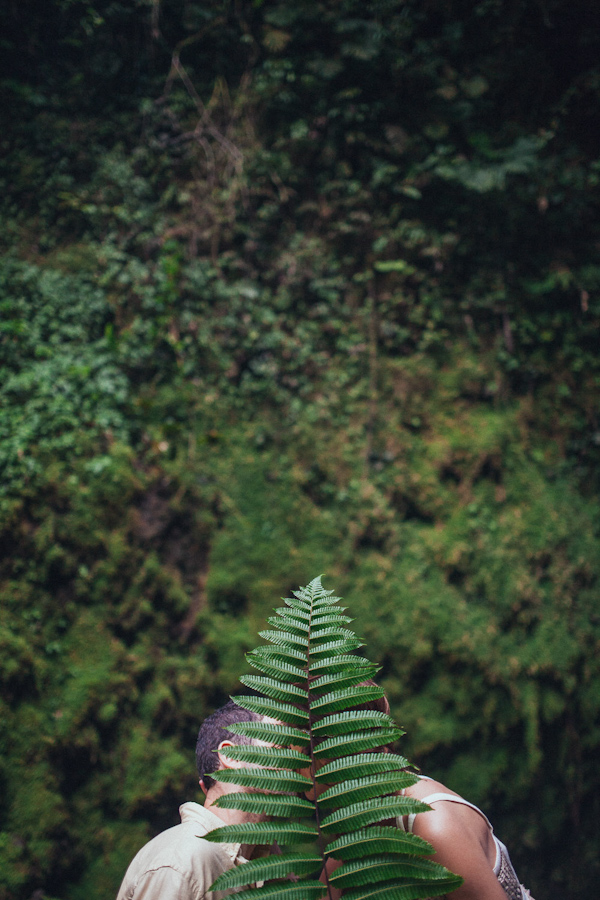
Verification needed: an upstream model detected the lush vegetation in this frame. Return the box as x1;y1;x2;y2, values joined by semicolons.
1;2;599;899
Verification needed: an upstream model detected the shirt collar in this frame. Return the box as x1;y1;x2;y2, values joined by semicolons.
179;802;248;865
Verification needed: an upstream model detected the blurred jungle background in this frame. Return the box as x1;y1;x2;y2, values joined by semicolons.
1;1;599;898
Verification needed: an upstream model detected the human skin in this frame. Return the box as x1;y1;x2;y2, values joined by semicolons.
400;775;511;900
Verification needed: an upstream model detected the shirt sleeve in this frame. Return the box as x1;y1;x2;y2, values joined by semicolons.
128;866;203;900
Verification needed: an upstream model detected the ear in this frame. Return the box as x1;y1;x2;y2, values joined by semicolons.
216;739;241;770
199;778;207;795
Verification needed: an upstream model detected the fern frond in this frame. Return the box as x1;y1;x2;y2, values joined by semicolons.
268;615;311;634
312;710;394;736
219;881;326;900
313;728;403;758
316;753;411;782
318;772;418;807
321;796;432;833
207;577;462;900
330;857;461;889
278;603;312;619
251;645;307;663
210;854;323;892
246;654;306;682
234;695;309;726
340;876;462;900
214;793;314;817
225;721;310;746
310;626;359;642
210;768;312;792
218;745;307;767
309;654;375;674
326;826;433;859
309;667;380;693
311;685;386;714
310;613;354;626
239;675;308;701
204;821;318;845
260;630;310;648
309;639;364;657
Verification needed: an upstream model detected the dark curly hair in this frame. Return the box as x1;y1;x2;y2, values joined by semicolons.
195;699;263;789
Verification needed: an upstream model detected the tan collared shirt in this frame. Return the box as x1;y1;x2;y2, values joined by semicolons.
116;802;249;900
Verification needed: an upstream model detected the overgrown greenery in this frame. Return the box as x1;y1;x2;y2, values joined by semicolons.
1;2;600;899
207;576;462;900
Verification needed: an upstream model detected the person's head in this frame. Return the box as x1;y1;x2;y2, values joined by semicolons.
196;699;263;791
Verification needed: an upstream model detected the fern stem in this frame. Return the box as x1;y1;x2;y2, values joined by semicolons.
306;585;333;899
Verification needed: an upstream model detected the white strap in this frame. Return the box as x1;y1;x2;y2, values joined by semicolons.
398;792;495;834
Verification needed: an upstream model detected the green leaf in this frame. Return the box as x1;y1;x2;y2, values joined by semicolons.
210;769;312;792
218;882;326;900
326;826;433;859
210;854;323;891
308;667;380;694
309;639;364;657
331;856;459;889
205;822;318;845
251;645;307;663
309;654;374;674
313;728;403;758
234;695;309;725
316;753;411;783
312;710;394;736
311;685;386;714
321;796;431;833
260;629;310;648
214;793;314;816
225;721;310;745
341;876;462;900
268;615;311;634
218;746;308;767
318;772;418;807
247;655;307;682
239;675;308;701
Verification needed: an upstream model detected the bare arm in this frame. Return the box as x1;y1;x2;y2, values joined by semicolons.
411;805;510;900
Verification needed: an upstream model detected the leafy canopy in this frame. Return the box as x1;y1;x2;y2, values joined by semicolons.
204;576;462;900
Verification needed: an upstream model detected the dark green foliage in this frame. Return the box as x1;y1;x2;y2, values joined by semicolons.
205;577;462;900
1;1;600;898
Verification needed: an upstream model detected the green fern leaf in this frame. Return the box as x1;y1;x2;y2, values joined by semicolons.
221;882;326;900
210;854;323;891
260;630;311;648
268;615;311;634
234;695;309;725
326;826;433;859
214;793;314;816
312;710;394;736
308;667;380;693
309;654;375;674
321;796;432;833
206;577;462;900
309;639;364;657
318;772;418;807
246;654;306;682
218;745;307;768
311;685;386;714
251;645;307;663
340;876;463;900
225;721;310;746
316;753;411;783
313;728;402;758
205;821;318;846
239;675;308;701
210;768;312;792
330;856;460;889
